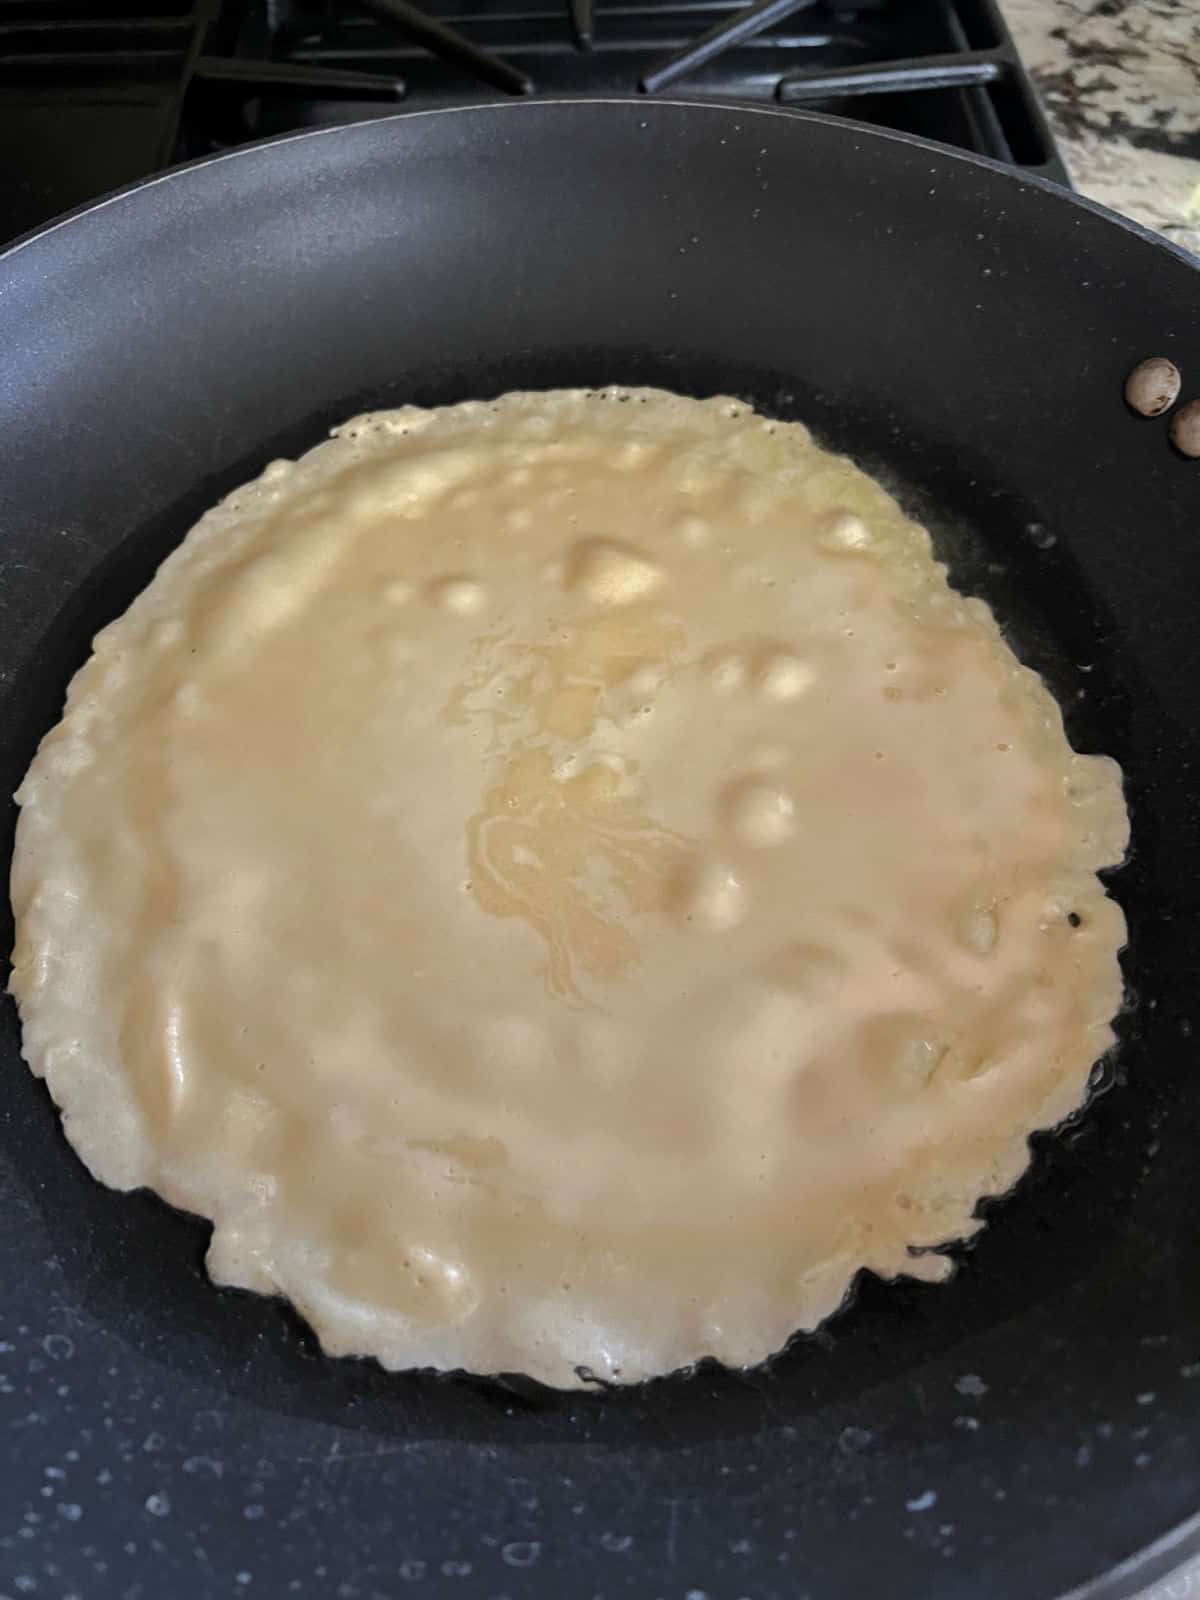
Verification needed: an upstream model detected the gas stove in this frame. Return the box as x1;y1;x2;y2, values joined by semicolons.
0;0;1068;247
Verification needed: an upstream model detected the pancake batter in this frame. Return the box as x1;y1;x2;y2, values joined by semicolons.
9;388;1128;1386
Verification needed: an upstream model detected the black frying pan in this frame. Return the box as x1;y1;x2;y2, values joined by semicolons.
1;100;1198;1600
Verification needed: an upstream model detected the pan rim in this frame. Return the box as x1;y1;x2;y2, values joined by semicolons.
1060;1504;1200;1600
3;88;1198;1600
1;96;1197;277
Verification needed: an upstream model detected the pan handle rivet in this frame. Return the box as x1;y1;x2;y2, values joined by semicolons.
1124;357;1181;418
1169;398;1200;459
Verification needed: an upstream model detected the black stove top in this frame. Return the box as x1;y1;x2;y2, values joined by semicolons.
0;0;1067;247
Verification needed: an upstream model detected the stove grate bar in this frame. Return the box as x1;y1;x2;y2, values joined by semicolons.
354;0;530;95
777;48;1005;104
639;0;819;94
194;51;406;96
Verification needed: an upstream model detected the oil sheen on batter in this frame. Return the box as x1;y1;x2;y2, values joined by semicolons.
10;388;1128;1387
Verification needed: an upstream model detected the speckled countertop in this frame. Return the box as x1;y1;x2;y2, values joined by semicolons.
1003;0;1200;256
999;9;1199;1590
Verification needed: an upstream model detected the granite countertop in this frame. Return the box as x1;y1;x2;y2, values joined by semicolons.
1003;0;1200;256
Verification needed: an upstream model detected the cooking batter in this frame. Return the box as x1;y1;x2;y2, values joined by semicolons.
9;388;1128;1386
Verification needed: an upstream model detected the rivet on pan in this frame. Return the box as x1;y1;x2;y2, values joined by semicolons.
1169;398;1200;459
1124;357;1181;418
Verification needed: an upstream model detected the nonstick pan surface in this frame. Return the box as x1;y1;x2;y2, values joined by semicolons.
1;100;1198;1600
